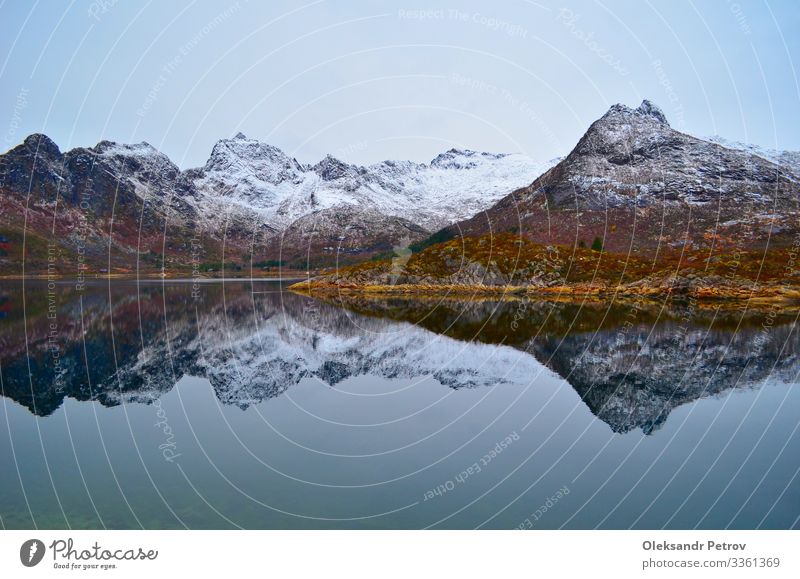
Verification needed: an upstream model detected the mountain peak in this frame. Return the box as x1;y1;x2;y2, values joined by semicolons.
22;133;61;157
430;148;507;169
204;136;293;169
93;140;159;156
636;99;668;125
603;99;669;127
313;155;354;181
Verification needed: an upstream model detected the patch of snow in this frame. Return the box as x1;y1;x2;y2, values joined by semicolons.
188;136;559;231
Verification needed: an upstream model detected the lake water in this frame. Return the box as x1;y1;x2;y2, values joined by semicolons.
0;280;798;529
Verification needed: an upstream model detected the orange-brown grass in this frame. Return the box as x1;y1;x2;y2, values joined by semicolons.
290;233;800;300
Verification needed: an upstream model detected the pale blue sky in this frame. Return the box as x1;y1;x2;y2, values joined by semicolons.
1;0;798;168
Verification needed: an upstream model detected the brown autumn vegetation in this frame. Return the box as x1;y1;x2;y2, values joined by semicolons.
290;232;800;301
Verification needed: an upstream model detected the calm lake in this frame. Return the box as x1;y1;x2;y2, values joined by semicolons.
0;280;798;529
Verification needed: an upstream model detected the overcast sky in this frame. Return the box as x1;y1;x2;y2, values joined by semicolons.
1;0;798;168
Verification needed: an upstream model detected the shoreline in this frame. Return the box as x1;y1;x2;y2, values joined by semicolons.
289;281;800;304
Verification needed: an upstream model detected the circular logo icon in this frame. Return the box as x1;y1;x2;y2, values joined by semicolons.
19;539;46;567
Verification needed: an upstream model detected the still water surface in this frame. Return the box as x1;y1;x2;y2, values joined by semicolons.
0;280;798;529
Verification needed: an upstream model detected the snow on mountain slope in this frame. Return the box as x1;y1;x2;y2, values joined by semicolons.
186;133;306;217
706;135;800;177
188;133;558;231
89;139;198;205
448;100;800;255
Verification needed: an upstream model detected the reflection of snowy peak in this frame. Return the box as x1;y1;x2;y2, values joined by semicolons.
6;283;799;435
112;292;543;409
320;297;800;435
188;134;556;231
103;290;800;430
198;305;543;408
531;321;799;434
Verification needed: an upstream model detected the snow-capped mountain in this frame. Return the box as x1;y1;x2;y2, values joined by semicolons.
3;99;799;275
0;133;218;275
187;132;557;231
448;100;800;255
522;99;798;210
0;131;556;274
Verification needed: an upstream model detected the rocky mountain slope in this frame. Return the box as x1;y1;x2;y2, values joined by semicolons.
446;100;799;256
292;230;800;299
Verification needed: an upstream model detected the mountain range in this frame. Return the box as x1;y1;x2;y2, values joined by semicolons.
2;99;798;281
297;100;800;296
0;131;552;275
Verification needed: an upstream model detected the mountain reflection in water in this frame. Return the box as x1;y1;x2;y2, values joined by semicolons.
1;280;797;435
